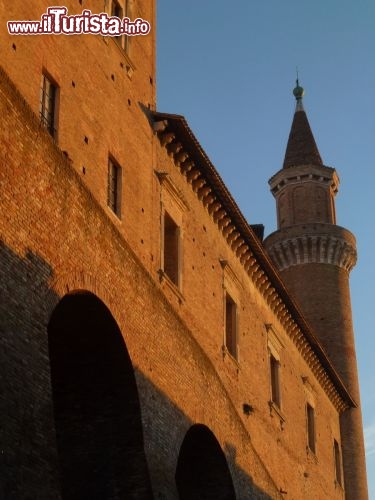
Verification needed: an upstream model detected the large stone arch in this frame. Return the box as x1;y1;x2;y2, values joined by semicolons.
48;291;153;500
45;273;281;499
175;424;236;500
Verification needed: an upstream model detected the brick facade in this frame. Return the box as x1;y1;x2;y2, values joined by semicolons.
0;2;367;499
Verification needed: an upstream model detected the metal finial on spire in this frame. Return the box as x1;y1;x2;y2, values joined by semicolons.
292;69;305;110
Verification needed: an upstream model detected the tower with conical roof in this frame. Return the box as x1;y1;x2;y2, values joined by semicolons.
264;81;368;499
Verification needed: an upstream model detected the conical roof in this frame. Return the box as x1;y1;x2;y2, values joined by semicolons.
283;82;323;168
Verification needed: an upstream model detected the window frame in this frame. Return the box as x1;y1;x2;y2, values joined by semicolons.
306;403;316;454
156;171;187;296
333;439;343;487
162;210;181;288
107;156;122;218
266;324;284;414
39;72;59;139
269;352;281;408
224;291;238;360
110;0;130;54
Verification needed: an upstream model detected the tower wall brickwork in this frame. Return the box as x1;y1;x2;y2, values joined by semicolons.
264;92;368;499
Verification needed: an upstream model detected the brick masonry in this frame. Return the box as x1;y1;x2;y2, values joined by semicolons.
264;107;368;498
0;1;366;499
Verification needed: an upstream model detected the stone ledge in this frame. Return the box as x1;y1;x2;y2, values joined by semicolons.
264;224;357;272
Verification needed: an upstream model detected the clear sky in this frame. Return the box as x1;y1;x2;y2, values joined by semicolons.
157;0;375;496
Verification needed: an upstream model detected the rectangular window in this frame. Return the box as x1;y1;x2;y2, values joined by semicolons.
163;211;180;286
306;403;316;453
225;293;237;359
270;354;281;408
334;440;342;486
40;73;58;138
111;0;130;53
107;158;122;217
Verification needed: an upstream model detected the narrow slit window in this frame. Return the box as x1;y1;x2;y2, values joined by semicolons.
107;158;122;217
306;403;316;453
40;73;58;138
225;293;237;359
270;354;281;408
334;440;342;486
163;212;180;286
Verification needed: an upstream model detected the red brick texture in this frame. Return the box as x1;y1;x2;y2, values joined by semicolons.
0;1;364;498
0;65;346;499
265;128;368;497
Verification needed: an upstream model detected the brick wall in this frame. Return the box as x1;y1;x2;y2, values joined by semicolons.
0;65;346;499
0;2;351;497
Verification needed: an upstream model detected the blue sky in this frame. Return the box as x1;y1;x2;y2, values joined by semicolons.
157;0;375;496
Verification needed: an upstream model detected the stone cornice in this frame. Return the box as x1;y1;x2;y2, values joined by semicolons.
154;170;189;212
269;164;339;197
264;224;357;273
150;110;356;414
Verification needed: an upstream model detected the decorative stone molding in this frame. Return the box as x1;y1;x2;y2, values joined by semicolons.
269;164;339;197
154;170;189;212
180;159;194;173
160;132;175;147
186;169;200;183
167;142;182;154
152;112;355;413
265;228;357;273
198;186;211;200
152;120;168;133
175;150;189;164
192;177;206;192
220;258;243;292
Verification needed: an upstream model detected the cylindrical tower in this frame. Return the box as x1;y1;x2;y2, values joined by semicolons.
264;82;368;499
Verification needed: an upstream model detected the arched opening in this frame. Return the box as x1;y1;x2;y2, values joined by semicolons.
48;292;153;500
176;424;236;500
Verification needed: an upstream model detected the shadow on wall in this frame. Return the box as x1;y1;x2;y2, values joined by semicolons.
0;240;60;499
138;369;276;500
48;293;154;500
0;240;275;500
175;424;237;500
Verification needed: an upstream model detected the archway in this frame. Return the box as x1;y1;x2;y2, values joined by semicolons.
48;292;153;500
176;424;236;500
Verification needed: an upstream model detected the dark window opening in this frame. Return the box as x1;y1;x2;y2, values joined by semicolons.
306;403;316;453
111;0;123;17
334;439;342;486
111;0;129;52
108;158;122;217
270;354;281;408
163;211;180;286
111;0;123;46
225;293;237;359
40;73;58;138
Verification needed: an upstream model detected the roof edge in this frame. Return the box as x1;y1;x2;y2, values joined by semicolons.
151;110;356;411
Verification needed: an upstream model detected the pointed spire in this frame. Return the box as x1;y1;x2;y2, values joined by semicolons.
283;80;323;168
